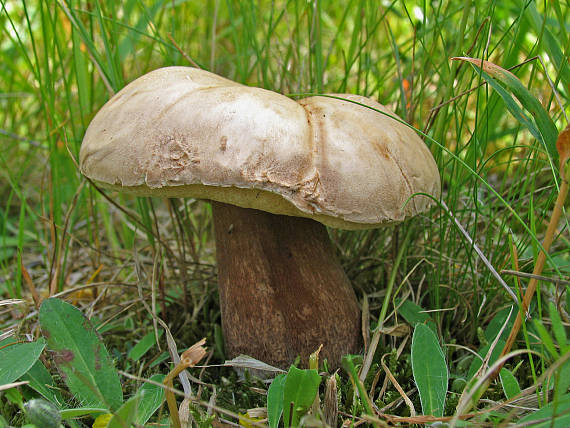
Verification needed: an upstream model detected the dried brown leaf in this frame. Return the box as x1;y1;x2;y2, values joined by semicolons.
377;323;410;337
324;374;338;427
181;338;207;367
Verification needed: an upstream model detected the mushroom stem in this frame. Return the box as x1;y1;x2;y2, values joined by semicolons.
212;201;361;369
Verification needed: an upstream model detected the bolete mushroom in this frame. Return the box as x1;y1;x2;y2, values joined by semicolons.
79;66;440;368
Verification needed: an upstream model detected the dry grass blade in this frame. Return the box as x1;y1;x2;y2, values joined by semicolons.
119;371;269;427
377;324;410;337
440;201;518;304
19;255;40;309
361;293;370;354
452;349;540;424
0;300;25;307
501;269;570;286
0;381;29;392
223;355;286;375
166;33;202;69
380;353;416;417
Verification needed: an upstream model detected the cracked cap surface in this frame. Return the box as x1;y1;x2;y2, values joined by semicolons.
79;66;440;229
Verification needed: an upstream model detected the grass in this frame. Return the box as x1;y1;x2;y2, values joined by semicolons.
1;0;569;426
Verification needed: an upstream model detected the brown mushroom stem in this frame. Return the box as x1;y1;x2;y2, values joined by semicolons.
212;201;361;369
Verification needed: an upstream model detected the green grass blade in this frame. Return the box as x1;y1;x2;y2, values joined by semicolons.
523;1;570;97
39;298;123;411
411;324;448;417
93;0;122;90
453;57;559;168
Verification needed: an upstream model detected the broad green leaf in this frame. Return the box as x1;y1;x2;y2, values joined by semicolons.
484;306;516;343
282;366;321;427
411;324;448;417
267;373;286;428
518;392;570;428
467;340;506;380
39;298;123;411
21;359;64;406
134;374;166;426
396;299;437;334
453;57;559;167
549;302;568;354
467;339;505;381
107;393;140;428
0;338;45;385
499;368;520;399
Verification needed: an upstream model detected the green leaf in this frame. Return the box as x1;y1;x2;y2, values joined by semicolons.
467;340;506;380
0;338;45;385
499;368;520;399
549;302;568;354
453;57;559;167
128;330;163;361
484;306;516;344
554;357;570;403
533;319;559;359
21;360;64;406
523;1;570;96
267;374;286;428
39;298;123;411
282;366;321;427
60;407;107;420
341;354;375;417
396;299;437;334
134;374;166;426
518;392;570;428
411;324;448;417
107;393;140;428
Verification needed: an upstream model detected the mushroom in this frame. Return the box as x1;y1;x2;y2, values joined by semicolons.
79;66;440;368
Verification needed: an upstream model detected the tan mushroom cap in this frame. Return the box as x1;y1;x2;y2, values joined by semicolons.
80;66;440;230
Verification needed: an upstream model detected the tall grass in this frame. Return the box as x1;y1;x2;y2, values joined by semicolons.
1;0;569;425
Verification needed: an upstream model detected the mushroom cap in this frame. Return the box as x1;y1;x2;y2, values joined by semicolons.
80;66;440;230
